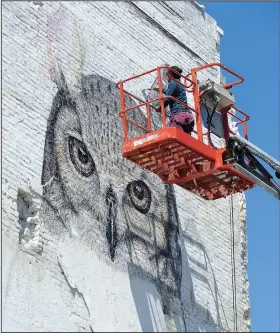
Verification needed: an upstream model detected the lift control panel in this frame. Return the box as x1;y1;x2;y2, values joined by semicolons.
199;79;236;110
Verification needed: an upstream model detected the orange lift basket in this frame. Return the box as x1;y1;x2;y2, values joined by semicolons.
116;63;255;200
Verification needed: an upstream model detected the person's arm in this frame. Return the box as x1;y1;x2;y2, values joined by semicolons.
163;80;177;105
155;81;177;112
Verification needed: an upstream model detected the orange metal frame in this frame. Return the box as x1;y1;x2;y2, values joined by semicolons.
116;63;255;200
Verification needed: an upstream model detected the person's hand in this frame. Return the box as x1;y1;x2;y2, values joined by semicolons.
145;86;159;91
151;86;159;91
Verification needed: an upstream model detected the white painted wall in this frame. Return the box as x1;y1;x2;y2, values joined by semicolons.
2;1;250;332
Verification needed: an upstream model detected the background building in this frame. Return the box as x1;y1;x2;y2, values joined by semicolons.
2;1;250;331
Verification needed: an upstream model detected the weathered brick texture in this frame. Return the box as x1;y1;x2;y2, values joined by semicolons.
2;1;250;332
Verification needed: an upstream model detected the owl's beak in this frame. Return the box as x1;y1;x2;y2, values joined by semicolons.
105;185;118;262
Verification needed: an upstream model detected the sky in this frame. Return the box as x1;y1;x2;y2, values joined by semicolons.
201;2;280;332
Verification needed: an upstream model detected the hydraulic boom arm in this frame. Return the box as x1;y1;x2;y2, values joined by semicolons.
228;135;280;200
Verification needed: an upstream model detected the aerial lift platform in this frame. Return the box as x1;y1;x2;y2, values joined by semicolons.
116;63;280;200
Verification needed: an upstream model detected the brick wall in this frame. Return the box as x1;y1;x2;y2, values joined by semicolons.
2;1;250;331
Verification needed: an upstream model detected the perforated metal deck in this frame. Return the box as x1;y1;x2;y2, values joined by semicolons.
123;128;255;200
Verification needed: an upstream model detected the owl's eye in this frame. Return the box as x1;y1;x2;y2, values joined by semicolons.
68;136;95;177
127;180;151;214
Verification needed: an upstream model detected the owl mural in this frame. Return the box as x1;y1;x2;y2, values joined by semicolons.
41;5;183;323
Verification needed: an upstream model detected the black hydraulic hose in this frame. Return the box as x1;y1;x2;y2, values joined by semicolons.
230;135;280;179
241;147;273;181
234;144;280;193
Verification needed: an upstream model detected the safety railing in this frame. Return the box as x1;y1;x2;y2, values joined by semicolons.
190;62;246;143
116;66;197;142
228;105;250;140
116;63;250;146
191;62;244;90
